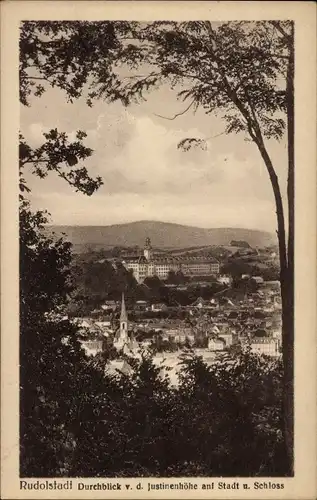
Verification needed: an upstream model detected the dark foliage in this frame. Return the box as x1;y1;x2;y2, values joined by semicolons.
25;348;285;478
19;126;106;476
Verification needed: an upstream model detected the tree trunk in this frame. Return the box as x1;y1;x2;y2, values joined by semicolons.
287;25;295;281
283;21;295;476
254;137;294;475
280;272;294;475
255;140;287;273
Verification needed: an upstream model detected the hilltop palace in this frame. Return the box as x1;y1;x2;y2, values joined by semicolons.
121;237;220;283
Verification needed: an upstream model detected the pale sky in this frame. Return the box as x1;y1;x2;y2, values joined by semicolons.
20;81;288;232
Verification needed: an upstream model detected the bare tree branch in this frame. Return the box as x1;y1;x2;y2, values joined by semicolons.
23;76;47;81
205;131;227;141
153;99;195;120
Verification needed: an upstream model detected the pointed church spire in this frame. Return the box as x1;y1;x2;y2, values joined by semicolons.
120;292;128;322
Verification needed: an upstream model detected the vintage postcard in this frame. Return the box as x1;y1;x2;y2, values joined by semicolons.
1;1;316;499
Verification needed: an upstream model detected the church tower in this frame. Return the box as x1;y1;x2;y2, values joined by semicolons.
114;292;132;352
120;292;128;340
144;237;153;261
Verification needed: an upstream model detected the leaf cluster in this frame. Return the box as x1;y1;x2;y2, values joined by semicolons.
20;21;134;106
20;129;102;196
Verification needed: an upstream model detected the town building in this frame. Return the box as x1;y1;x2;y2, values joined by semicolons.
250;337;279;356
122;238;220;283
208;337;226;351
151;303;168;312
80;339;104;357
113;293;129;351
101;300;117;312
219;332;234;346
135;300;149;311
217;275;233;285
251;276;265;285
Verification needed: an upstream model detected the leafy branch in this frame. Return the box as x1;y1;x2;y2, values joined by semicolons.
19;129;103;196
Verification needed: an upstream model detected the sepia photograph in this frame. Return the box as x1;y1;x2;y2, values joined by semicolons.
18;17;295;479
1;2;316;498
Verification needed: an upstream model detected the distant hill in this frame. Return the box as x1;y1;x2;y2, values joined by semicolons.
47;220;275;252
